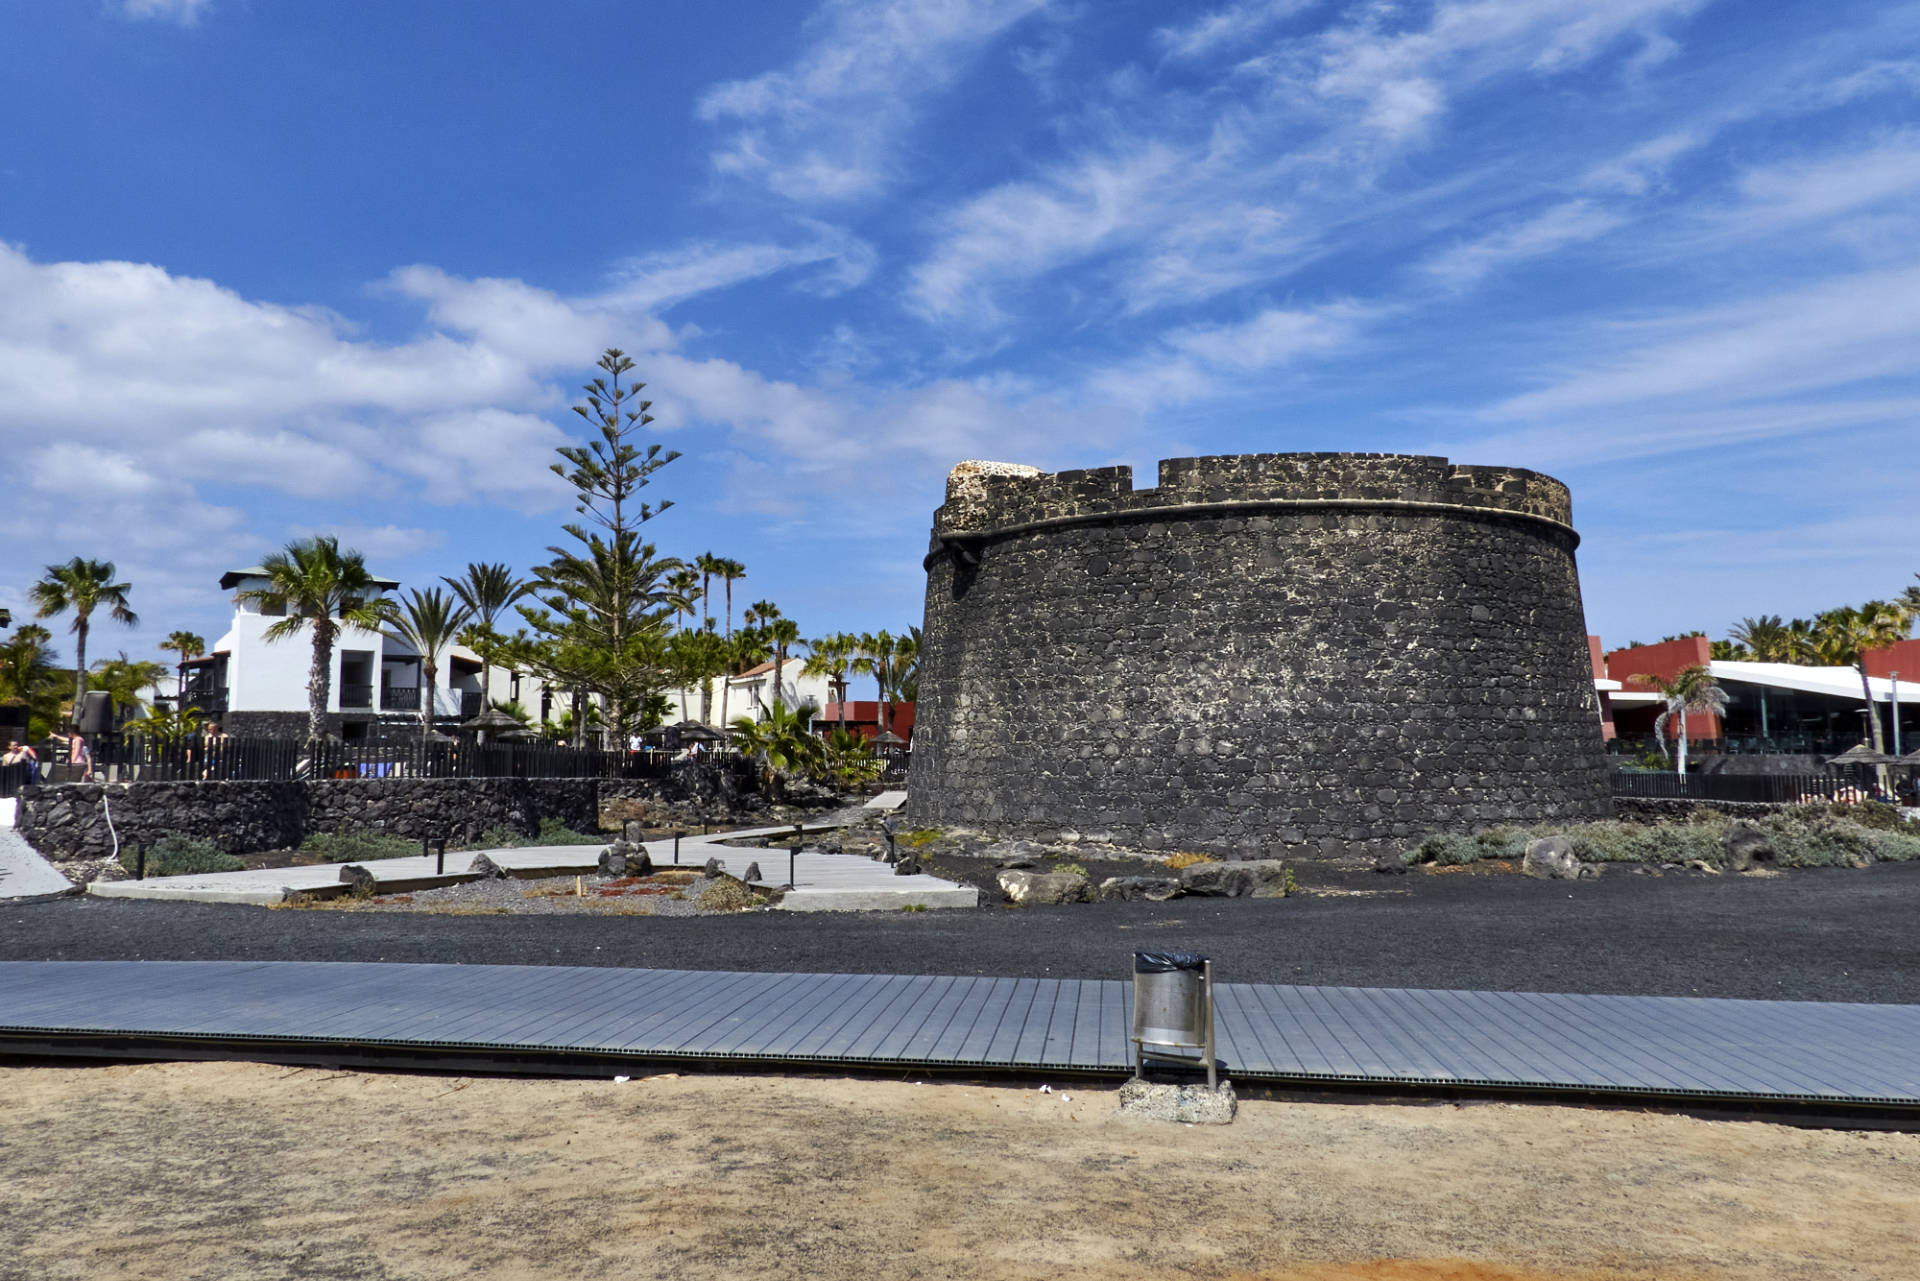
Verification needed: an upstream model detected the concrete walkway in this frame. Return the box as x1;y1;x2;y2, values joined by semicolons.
81;802;974;912
0;828;78;903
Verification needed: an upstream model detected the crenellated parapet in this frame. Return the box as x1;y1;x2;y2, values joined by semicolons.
932;452;1574;545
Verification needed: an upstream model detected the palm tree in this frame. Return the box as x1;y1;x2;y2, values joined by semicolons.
767;618;804;706
388;588;473;738
667;569;702;632
1727;616;1810;665
728;699;824;793
1813;601;1911;766
235;536;397;744
695;552;724;632
89;652;170;714
802;633;857;732
1635;664;1728;777
0;624;62;739
442;563;532;704
30;558;138;721
158;630;206;710
855;628;922;737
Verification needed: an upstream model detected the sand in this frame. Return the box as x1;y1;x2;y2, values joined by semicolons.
3;1060;1917;1280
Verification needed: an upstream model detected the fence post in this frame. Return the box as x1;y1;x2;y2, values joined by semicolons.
134;840;145;881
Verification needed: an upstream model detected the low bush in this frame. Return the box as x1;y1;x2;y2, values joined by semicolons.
1165;851;1215;870
697;878;754;912
119;833;244;877
1404;804;1920;871
534;817;602;846
300;830;418;863
1406;828;1528;866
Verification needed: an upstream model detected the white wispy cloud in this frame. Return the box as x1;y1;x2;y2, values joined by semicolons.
697;0;1049;203
1419;200;1625;287
120;0;210;24
1154;0;1312;63
1491;262;1920;421
908;0;1708;327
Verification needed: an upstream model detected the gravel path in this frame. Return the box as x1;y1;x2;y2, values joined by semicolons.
7;860;1920;1002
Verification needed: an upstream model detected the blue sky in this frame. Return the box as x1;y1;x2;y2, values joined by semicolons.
3;0;1918;664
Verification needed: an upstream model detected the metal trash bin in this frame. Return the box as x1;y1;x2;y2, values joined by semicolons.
1131;951;1217;1087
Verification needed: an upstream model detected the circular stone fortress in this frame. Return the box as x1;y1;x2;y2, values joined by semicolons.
906;453;1612;861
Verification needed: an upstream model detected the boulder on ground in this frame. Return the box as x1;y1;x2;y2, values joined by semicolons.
469;853;510;879
982;840;1046;869
1722;821;1772;872
702;856;726;877
1522;836;1580;880
597;840;651;877
743;861;763;883
1096;876;1183;902
997;869;1088;905
1179;859;1290;898
1116;1078;1237;1125
337;863;376;894
894;857;924;877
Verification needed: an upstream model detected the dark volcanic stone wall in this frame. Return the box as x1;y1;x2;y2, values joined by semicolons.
17;760;769;864
907;453;1612;860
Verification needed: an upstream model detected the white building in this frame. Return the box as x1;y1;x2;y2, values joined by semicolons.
663;658;833;727
184;568;488;740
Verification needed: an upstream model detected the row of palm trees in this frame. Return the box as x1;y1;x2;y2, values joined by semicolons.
7;544;920;755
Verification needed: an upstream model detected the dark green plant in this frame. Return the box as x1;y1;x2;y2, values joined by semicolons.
119;833;243;877
299;830;418;863
535;816;602;845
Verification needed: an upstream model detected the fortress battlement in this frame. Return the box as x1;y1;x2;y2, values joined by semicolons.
935;452;1573;539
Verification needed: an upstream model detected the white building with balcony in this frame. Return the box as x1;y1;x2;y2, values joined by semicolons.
183;567;489;740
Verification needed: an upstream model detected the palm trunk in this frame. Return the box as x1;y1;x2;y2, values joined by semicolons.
699;676;712;724
421;654;435;739
720;647;732;732
71;615;90;725
1677;707;1688;777
1859;664;1890;792
307;620;335;745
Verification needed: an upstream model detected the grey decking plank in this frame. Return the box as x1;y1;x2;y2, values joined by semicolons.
981;979;1043;1063
1014;980;1070;1065
897;975;985;1062
943;978;1022;1063
4;962;1919;1108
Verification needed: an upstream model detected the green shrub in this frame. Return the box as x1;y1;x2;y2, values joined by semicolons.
1406;805;1920;873
120;833;244;877
534;816;601;845
469;825;528;851
300;830;419;863
1565;820;1724;866
1407;828;1527;866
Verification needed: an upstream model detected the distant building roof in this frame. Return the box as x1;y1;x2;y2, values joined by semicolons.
1709;661;1920;705
220;566;401;591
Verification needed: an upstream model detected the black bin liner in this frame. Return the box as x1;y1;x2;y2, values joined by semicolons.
1134;950;1207;974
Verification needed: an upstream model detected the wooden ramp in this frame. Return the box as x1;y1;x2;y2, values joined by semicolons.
3;962;1917;1111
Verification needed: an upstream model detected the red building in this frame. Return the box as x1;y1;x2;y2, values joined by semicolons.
814;701;916;743
1602;635;1722;741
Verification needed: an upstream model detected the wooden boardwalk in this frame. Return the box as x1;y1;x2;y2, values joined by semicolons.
3;961;1917;1109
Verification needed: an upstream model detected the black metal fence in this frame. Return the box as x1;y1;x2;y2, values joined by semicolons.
1609;771;1880;804
0;733;681;796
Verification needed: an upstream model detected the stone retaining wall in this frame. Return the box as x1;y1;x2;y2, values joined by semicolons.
1610;796;1807;823
17;757;770;864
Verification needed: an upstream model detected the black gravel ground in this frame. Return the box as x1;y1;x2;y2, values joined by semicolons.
6;861;1920;1003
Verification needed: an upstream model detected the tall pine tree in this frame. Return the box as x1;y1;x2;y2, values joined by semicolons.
518;350;687;745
